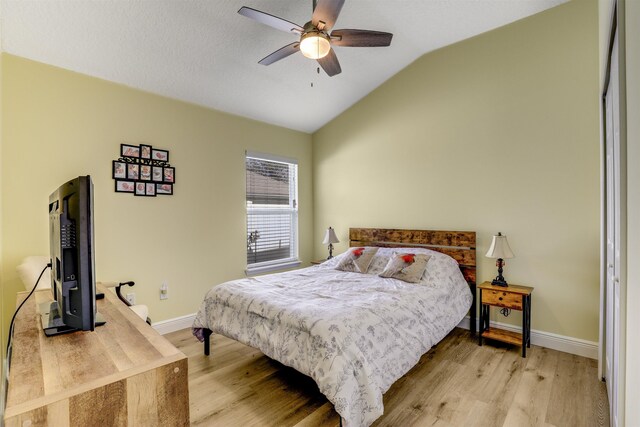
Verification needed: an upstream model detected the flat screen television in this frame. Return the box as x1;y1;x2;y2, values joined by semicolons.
41;175;104;336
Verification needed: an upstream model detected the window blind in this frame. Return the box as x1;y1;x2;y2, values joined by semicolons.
246;153;298;270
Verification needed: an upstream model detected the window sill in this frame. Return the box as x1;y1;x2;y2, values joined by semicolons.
245;260;301;276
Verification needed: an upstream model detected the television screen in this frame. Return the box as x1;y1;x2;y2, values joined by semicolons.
41;175;103;336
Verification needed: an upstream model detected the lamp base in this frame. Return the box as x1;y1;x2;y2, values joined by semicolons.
491;278;508;287
492;258;508;286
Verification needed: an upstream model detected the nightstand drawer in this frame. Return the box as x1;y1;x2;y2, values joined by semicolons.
481;289;523;310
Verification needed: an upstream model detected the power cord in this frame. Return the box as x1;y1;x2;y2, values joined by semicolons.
500;307;511;317
6;263;51;355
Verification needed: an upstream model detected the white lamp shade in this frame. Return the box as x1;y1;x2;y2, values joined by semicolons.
485;233;515;259
322;227;339;245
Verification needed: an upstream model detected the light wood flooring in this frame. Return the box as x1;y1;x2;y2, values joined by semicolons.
166;327;608;427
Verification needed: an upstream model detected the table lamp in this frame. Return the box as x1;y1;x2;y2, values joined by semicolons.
322;227;339;259
485;232;515;287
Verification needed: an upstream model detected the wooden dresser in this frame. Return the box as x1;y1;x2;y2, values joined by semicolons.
4;284;189;426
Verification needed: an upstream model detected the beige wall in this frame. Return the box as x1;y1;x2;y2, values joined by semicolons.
624;0;639;422
313;0;600;341
0;55;313;336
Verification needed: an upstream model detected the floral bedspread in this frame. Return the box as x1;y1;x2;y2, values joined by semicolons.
193;248;472;427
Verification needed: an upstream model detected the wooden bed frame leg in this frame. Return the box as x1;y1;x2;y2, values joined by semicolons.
203;328;212;356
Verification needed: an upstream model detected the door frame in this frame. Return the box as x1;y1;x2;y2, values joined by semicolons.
600;1;628;426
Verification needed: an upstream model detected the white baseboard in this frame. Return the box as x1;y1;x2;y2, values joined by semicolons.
457;316;598;359
153;313;598;359
153;313;196;335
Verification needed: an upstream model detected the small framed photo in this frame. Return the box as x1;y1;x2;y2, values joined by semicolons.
156;183;173;195
127;164;140;180
140;144;152;160
140;165;152;181
152;166;163;182
121;144;140;158
113;161;126;179
134;182;146;196
152;148;169;162
163;167;175;183
115;180;135;193
145;183;156;196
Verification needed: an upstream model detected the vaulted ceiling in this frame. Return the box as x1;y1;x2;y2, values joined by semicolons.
1;0;566;133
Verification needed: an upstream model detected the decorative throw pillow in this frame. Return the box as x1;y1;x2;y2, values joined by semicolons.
379;252;431;283
336;247;379;273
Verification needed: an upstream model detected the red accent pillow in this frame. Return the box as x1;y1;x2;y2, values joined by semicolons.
352;247;365;257
401;254;415;264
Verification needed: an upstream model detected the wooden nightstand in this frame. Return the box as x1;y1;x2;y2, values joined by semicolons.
478;281;533;357
310;260;326;265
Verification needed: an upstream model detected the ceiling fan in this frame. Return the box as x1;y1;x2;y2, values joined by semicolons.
238;0;393;77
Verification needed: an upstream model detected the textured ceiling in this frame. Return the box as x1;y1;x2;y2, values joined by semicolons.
1;0;566;133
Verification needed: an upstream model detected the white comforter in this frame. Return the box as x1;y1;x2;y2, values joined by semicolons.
193;248;472;427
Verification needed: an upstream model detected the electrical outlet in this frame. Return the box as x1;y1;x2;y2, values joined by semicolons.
126;293;136;305
160;282;168;300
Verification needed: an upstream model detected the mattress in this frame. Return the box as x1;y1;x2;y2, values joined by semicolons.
193;247;472;427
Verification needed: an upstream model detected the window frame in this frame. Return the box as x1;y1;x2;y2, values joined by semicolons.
245;151;300;275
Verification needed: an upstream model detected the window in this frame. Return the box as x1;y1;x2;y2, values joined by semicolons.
245;151;299;274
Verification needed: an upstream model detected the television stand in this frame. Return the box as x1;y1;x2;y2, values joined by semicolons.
4;284;189;426
39;301;106;337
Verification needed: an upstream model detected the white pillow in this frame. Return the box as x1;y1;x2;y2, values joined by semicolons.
379;252;432;283
335;247;379;273
16;256;51;291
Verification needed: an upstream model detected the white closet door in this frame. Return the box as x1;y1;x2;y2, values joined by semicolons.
604;31;621;427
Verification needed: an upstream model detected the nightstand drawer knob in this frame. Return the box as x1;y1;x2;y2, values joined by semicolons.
499;297;503;301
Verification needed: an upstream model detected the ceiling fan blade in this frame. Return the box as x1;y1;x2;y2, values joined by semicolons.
317;48;341;77
238;6;303;34
312;0;345;31
258;42;300;65
331;29;393;47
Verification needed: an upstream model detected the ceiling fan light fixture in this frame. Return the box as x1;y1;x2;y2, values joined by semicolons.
300;31;331;59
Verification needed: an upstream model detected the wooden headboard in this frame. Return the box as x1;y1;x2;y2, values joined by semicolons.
349;227;477;334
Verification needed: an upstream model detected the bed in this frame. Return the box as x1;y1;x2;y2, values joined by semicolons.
192;228;476;427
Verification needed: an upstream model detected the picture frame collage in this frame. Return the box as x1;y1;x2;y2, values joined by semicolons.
113;144;175;197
